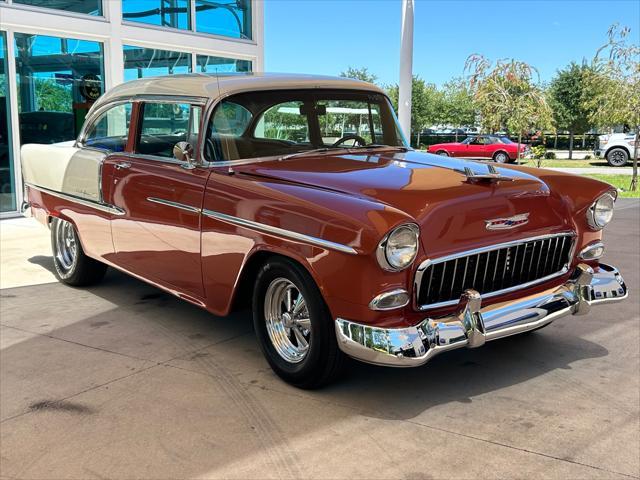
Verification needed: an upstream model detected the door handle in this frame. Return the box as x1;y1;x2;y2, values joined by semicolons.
114;161;131;170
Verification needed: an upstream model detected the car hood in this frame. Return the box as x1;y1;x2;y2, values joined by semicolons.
234;150;576;256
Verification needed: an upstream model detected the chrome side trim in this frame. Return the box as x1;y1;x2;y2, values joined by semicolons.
25;183;125;216
414;232;576;311
202;208;358;255
336;263;628;367
147;197;201;214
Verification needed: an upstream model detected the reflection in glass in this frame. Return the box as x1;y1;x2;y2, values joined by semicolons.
196;54;251;74
123;46;192;82
13;0;102;16
195;0;252;39
1;32;16;212
122;0;190;30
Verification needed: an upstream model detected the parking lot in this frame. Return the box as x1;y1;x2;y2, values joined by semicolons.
1;200;638;479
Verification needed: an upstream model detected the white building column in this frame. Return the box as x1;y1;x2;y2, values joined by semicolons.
398;0;414;141
103;0;124;89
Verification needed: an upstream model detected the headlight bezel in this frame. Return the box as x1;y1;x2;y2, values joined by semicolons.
376;223;420;272
586;191;616;230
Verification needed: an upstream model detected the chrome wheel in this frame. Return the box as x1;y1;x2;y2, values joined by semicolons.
494;152;508;163
263;278;311;364
437;151;449;156
54;219;77;273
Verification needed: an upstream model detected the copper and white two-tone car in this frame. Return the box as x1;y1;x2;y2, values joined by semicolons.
21;73;627;388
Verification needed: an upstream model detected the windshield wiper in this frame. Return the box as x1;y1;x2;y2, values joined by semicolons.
349;144;413;152
280;147;348;160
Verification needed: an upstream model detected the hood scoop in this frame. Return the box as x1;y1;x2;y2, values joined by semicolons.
464;164;514;184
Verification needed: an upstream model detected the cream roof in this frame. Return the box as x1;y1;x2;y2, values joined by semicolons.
94;73;385;109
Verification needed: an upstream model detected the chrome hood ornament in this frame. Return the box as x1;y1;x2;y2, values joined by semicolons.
464;164;514;183
485;213;530;230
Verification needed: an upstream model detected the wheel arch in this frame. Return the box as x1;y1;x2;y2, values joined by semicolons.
605;145;630;158
229;247;325;314
493;149;511;160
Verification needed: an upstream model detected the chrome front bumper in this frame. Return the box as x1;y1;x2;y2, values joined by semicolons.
335;263;627;367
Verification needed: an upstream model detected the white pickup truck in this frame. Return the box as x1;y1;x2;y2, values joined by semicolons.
595;133;638;167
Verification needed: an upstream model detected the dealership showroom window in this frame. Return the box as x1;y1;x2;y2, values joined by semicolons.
0;0;262;216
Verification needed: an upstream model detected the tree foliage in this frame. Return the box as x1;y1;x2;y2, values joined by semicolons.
465;55;553;155
386;76;445;139
340;66;378;84
548;62;597;158
441;77;476;130
585;24;639;190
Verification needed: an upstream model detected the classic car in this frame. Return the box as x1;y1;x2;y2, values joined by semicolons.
21;73;627;389
427;134;529;163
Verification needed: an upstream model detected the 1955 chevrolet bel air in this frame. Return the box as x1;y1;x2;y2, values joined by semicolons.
21;73;628;388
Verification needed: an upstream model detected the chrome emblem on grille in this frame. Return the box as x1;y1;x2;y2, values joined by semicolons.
485;213;530;230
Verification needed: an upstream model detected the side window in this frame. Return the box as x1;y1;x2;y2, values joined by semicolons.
211;101;252;137
137;102;201;159
254;101;310;143
83;103;132;152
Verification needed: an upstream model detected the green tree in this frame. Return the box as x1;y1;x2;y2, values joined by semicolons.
387;76;444;146
586;24;639;191
465;55;553;160
441;78;476;141
548;62;596;159
340;67;378;84
34;78;72;112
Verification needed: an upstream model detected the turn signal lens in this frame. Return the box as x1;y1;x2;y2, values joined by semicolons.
578;242;605;260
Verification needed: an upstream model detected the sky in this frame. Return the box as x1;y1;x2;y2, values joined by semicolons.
264;0;640;87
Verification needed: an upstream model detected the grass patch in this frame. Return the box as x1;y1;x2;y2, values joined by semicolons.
583;174;639;198
518;159;610;168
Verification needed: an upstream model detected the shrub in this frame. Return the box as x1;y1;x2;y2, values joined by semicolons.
544;151;557;159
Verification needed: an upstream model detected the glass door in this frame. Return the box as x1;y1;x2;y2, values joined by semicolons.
0;31;16;213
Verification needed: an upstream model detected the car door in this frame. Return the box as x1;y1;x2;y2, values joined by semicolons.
466;137;484;157
104;99;210;300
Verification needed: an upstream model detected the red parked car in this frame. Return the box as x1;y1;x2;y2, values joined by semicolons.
21;74;626;388
428;134;530;163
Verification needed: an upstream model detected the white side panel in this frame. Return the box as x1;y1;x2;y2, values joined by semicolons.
21;143;105;201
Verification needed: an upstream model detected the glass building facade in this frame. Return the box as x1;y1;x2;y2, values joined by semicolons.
0;0;261;215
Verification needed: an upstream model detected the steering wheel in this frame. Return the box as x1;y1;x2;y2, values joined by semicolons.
332;134;367;147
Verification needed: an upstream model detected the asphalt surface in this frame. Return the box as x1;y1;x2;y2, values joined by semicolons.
0;200;638;479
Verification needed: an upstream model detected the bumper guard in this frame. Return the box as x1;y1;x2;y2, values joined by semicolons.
335;263;627;367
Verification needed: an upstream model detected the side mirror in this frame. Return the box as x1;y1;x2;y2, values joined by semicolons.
173;141;195;169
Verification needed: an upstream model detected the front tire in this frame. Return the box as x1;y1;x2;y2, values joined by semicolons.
51;217;107;286
252;257;345;389
436;150;449;156
606;147;629;167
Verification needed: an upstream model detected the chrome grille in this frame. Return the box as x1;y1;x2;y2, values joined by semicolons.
416;233;575;309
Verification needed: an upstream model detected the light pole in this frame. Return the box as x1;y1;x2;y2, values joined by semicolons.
398;0;414;141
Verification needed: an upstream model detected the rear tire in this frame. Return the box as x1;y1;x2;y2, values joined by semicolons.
493;151;509;163
606;147;629;167
51;217;107;286
252;257;345;389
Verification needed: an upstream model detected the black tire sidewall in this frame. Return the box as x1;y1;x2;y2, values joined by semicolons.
607;148;628;167
252;259;336;385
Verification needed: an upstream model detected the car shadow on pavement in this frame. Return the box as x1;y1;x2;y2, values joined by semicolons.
27;255;56;275
2;263;611;424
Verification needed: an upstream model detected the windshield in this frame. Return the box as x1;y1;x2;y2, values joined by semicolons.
204;89;407;162
498;136;513;144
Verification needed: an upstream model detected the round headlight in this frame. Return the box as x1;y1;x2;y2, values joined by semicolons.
587;192;616;230
377;224;419;271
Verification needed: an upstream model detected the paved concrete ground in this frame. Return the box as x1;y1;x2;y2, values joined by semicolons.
1;201;639;480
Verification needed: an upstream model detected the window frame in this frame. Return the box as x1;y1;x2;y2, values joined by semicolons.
130;96;207;165
77;100;134;152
